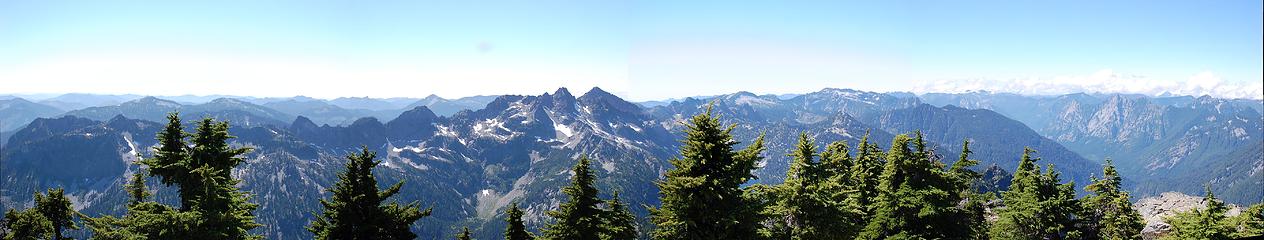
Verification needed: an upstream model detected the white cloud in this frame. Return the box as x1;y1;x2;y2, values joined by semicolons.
913;69;1264;100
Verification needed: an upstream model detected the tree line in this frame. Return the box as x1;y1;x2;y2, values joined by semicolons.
3;109;1262;239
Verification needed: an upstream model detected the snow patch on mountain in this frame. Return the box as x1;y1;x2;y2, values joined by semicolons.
554;123;573;138
437;125;458;137
473;118;515;141
734;95;776;106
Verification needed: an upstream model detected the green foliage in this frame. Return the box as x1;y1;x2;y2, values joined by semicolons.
543;156;604;240
600;193;637;240
34;188;77;240
143;113;193;207
859;133;984;239
457;227;472;240
87;113;261;240
504;202;533;240
125;170;151;206
949;140;990;240
1162;187;1234;240
1160;187;1264;239
541;156;640;240
4;208;52;240
650;106;765;240
761;133;862;239
1229;203;1264;238
84;202;202;240
849;133;884;216
990;148;1082;240
309;147;432;240
3;188;80;240
1079;159;1144;240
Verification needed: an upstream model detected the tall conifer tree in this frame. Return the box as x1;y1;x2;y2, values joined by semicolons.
990;148;1082;240
947;140;989;240
543;156;603;240
651;106;765;240
1080;159;1144;240
34;188;77;240
600;192;637;240
309;147;431;240
504;202;533;240
849;132;883;216
87;113;247;240
764;133;860;239
125;170;151;206
859;133;976;239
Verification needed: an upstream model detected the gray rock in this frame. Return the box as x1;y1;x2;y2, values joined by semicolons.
1133;192;1241;240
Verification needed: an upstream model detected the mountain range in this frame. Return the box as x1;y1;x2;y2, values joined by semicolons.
1;88;1260;239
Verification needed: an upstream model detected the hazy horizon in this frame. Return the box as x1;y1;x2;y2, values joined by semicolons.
3;1;1262;101
4;86;1261;104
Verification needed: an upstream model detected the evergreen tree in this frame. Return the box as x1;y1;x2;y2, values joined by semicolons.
3;188;81;240
1080;159;1144;240
3;208;52;240
764;133;860;239
1229;203;1264;238
184;118;261;239
309;147;432;240
600;192;637;240
143;113;194;209
651;106;765;240
859;133;979;239
1162;186;1233;240
543;156;603;240
504;202;533;240
990;148;1082;240
84;202;201;240
948;140;989;240
849;132;883;215
457;227;472;240
34;188;77;240
948;140;982;191
125;170;151;206
87;113;261;240
821;139;867;239
819;140;853;186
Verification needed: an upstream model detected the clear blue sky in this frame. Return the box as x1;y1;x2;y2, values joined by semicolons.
2;0;1261;100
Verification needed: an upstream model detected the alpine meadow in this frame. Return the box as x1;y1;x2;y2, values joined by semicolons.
1;1;1262;240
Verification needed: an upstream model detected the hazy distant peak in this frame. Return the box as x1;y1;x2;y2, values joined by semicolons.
129;96;181;107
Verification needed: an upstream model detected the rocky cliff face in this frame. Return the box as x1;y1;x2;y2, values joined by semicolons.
922;92;1264;204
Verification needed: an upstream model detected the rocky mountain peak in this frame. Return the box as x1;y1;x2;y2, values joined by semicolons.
349;117;384;128
417;94;447;106
6;116;99;147
105;114;132;125
386;106;439;140
553;87;575;101
104;115;153;132
392;106;438;123
290;116;319;130
578;87;641;115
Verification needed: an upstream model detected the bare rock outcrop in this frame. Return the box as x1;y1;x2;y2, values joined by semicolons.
1133;192;1242;239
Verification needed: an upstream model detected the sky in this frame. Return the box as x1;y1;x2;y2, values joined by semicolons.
1;0;1261;101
